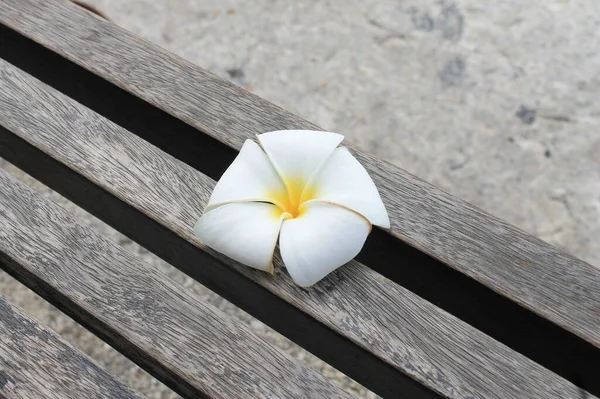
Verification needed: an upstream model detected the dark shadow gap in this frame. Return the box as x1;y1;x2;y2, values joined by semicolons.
359;229;599;394
0;24;237;181
1;24;599;395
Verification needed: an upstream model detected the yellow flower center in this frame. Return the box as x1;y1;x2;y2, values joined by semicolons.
267;176;317;219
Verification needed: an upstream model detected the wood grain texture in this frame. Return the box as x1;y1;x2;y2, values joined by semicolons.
0;295;142;399
0;170;352;399
0;0;597;351
3;21;599;393
0;59;594;399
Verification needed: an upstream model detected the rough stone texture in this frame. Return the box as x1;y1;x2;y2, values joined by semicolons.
1;0;599;398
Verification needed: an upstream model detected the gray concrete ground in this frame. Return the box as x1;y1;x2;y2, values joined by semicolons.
1;0;599;397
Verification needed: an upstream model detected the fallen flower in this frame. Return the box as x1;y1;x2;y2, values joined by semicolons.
194;130;390;287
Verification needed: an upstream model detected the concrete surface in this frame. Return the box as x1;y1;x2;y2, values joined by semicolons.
1;0;599;398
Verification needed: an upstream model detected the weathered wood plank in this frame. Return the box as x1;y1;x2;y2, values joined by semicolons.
0;0;597;353
2;17;599;391
0;295;143;399
0;58;593;399
0;171;352;399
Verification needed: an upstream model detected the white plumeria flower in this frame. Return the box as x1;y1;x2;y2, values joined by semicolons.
194;130;390;287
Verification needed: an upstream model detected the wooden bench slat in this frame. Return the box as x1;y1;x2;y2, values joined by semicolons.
1;0;597;352
0;59;593;399
0;170;352;399
0;295;143;399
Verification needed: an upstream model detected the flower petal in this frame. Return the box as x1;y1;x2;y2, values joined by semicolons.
257;130;344;191
206;140;287;211
194;202;288;272
279;202;370;287
305;147;390;228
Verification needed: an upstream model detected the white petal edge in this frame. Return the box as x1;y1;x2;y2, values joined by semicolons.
194;202;288;272
279;202;370;287
257;130;344;189
305;147;390;228
205;139;287;212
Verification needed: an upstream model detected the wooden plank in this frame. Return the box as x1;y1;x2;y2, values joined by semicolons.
0;170;353;399
1;17;599;392
0;295;143;399
0;59;593;399
0;0;597;354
